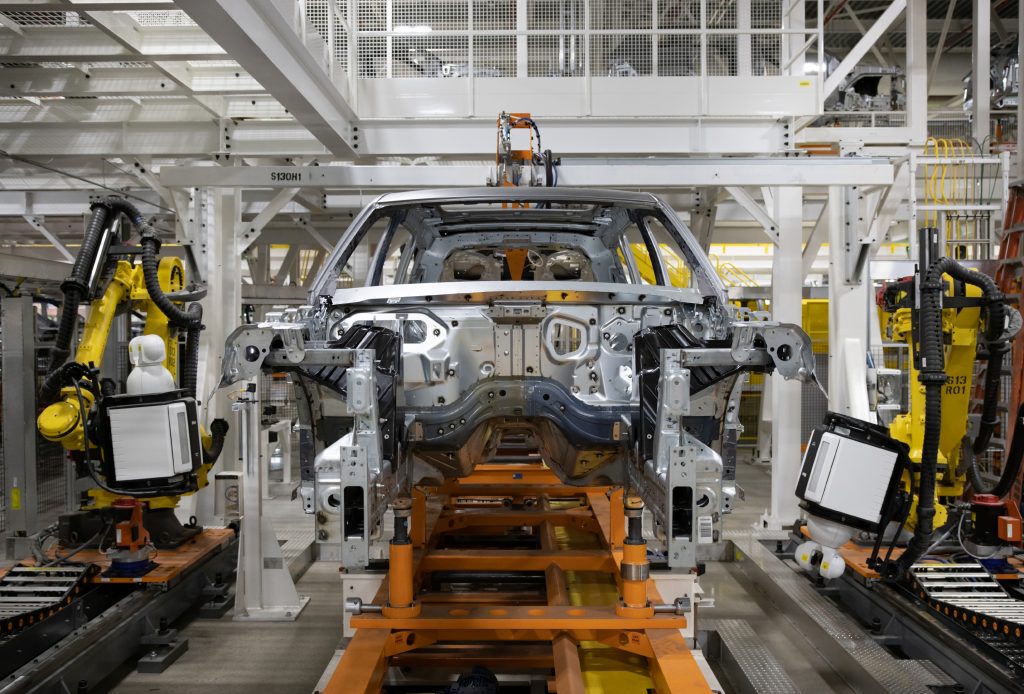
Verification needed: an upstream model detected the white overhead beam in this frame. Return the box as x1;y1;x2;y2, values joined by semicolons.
0;12;24;35
0;2;174;8
0;251;67;282
22;215;73;261
864;164;907;257
0;97;282;126
80;10;225;118
800;201;828;281
0;25;225;61
0;67;248;97
823;0;907;100
273;244;300;285
294;216;334;253
178;0;357;158
842;4;888;67
302;250;324;288
161;161;895;189
823;18;1012;33
238;186;300;250
724;186;778;243
0;119;788;157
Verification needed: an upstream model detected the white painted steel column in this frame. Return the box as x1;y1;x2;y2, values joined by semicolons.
1019;2;1024;179
905;0;927;146
972;0;991;147
764;187;802;528
827;186;872;418
185;186;242;526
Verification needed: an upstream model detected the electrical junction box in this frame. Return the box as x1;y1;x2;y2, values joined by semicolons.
101;390;201;484
796;412;907;533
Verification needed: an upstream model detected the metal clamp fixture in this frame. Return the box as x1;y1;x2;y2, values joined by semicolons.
653;597;692;615
344;597;383;616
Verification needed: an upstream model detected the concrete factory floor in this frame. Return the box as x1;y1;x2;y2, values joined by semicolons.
105;457;854;694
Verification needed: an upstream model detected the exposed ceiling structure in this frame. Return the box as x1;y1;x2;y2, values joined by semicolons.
0;0;1016;255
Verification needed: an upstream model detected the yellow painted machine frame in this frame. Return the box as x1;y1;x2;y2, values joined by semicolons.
36;255;212;511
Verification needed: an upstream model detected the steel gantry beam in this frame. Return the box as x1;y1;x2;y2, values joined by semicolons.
22;214;72;261
177;0;357;158
1;67;262;98
160;160;896;189
0;120;797;158
823;0;907;100
76;9;226;118
0;25;225;62
724;186;778;243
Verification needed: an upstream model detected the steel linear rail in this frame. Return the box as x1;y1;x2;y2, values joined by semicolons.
0;536;237;694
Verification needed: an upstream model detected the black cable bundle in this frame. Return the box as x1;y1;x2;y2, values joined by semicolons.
897;254;1011;575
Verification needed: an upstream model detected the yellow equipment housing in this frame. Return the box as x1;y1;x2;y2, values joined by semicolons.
36;256;212;511
883;275;983;530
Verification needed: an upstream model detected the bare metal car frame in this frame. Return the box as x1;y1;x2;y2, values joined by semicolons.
220;187;814;570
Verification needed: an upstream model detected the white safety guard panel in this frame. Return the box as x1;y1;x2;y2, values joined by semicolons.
802;432;897;524
109;402;194;481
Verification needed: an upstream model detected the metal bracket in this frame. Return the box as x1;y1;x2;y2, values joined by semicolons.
137;619;188;674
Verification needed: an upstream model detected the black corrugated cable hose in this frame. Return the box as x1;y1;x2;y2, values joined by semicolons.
99;197;204;399
897;255;1009;575
47;197;227;469
203;418;229;464
39;202;111;404
103;198;229;461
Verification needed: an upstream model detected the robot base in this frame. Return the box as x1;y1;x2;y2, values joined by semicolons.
59;507;202;550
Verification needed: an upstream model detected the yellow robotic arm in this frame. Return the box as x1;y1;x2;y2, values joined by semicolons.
35;198;226;540
37;257;184;449
884;276;983;531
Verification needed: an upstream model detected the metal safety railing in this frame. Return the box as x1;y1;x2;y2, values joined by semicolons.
297;0;825;104
908;142;1010;261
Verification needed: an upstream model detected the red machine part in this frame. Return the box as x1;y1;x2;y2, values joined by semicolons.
112;498;151;553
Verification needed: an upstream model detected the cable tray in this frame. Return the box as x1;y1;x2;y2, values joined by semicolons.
0;564;95;636
910;562;1023;644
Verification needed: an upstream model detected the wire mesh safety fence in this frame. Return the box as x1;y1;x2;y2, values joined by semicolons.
0;304;73;537
308;0;818;81
33;312;70;530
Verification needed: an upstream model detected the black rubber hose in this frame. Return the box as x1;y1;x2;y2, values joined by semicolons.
98;197;204;399
203;418;229;464
898;255;1011;573
927;258;1015;495
140;234;202;398
39;202;111;404
970;404;1024;498
181;324;201;400
897;256;954;574
109;197;203;398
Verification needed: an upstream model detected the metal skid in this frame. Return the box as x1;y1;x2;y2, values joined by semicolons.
323;467;715;694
